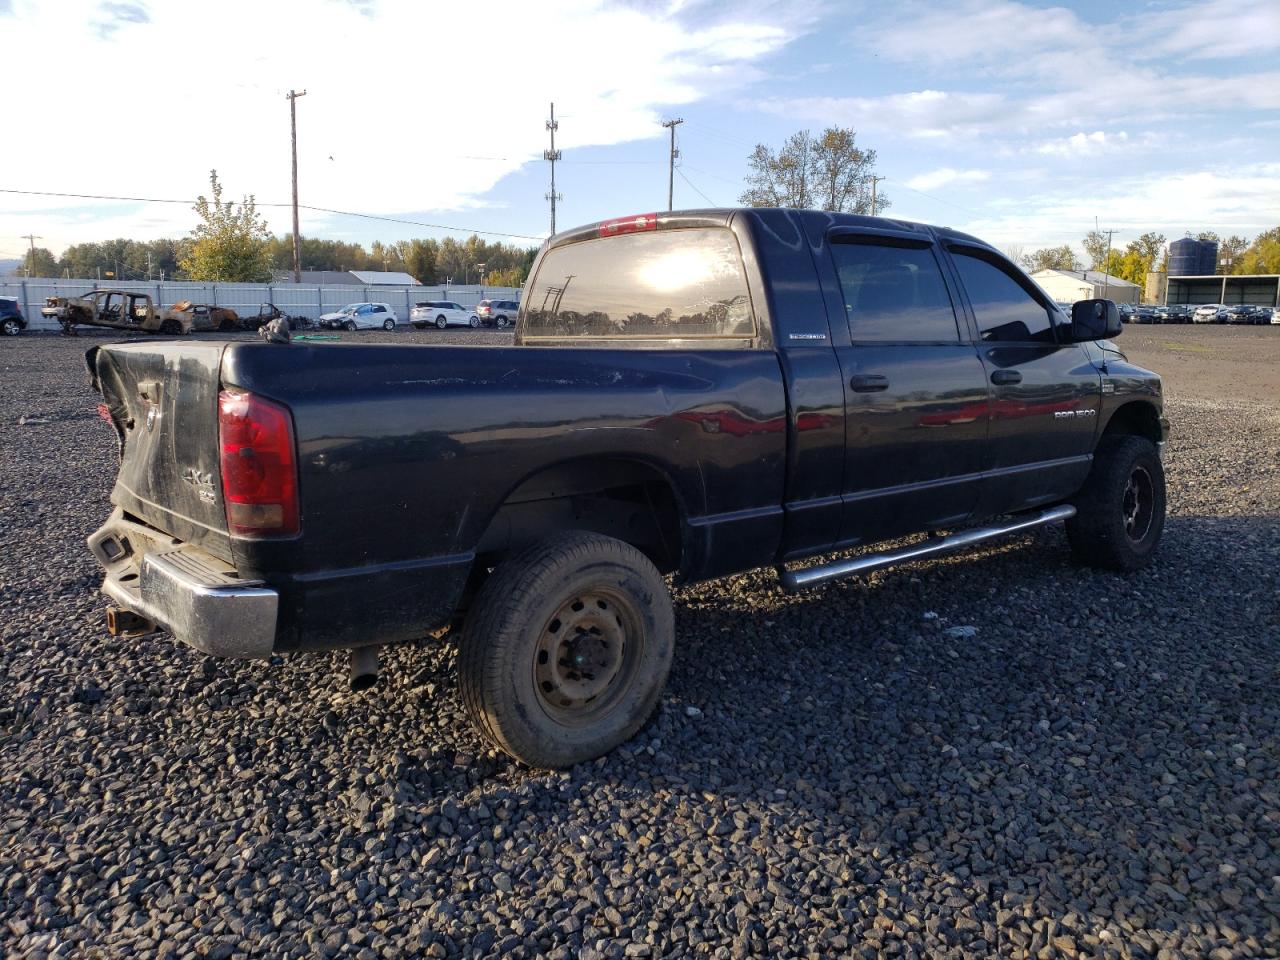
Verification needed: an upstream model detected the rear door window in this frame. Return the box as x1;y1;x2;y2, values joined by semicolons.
524;227;755;340
830;239;960;343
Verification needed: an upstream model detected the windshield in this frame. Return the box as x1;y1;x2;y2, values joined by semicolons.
339;303;361;313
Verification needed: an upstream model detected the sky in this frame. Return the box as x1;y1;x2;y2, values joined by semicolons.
1;0;1278;265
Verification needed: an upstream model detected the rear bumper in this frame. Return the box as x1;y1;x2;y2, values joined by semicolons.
89;510;277;659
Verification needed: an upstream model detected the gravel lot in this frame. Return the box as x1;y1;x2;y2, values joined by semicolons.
2;325;1277;959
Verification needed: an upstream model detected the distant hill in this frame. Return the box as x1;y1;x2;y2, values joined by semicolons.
0;259;22;277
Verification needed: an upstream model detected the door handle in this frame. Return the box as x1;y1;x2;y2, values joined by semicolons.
850;374;890;392
990;370;1022;385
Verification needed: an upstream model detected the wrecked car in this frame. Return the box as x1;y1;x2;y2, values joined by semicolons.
43;290;180;336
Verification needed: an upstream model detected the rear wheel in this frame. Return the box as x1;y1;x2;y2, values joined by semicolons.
1067;435;1165;571
1;318;20;336
160;319;182;336
382;318;395;331
496;316;510;329
458;531;674;768
435;315;447;329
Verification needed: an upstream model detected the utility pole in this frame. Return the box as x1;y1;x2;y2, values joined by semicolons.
1098;225;1119;298
544;103;562;235
287;89;307;283
661;118;683;211
866;176;886;216
21;233;41;277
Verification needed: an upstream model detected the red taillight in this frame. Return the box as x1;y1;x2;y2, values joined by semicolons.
218;389;299;537
597;213;657;238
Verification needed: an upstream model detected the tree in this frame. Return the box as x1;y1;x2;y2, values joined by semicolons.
1217;235;1249;273
1237;227;1280;274
1131;232;1165;271
1082;230;1110;270
740;126;887;214
1022;246;1080;272
14;247;58;277
179;170;273;282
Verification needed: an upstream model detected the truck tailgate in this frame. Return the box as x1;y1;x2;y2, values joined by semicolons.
89;341;233;560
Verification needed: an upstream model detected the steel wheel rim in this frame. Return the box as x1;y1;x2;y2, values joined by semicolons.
1122;465;1154;542
2;319;18;335
533;586;643;727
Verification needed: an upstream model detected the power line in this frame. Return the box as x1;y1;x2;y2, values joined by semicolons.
0;188;544;241
675;167;717;207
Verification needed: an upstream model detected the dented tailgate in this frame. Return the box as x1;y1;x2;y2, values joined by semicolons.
90;341;233;561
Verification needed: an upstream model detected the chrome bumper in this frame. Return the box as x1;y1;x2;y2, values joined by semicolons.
88;510;277;659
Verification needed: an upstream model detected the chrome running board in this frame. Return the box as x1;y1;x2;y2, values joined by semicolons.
776;504;1077;592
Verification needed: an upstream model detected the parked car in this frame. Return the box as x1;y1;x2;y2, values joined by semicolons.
1271;308;1280;325
241;303;309;332
162;301;240;333
475;299;520;328
1;296;26;336
410;300;479;329
1130;305;1160;324
1156;304;1191;324
42;290;181;336
1192;304;1228;323
317;302;397;331
84;208;1167;769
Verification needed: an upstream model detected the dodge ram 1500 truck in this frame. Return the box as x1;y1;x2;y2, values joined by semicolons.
85;208;1168;768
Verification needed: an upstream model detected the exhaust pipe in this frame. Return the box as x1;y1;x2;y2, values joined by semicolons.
349;646;380;691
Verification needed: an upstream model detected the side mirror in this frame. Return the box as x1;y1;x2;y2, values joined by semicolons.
1071;299;1122;341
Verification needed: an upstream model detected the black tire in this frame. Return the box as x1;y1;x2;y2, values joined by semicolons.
344;320;357;332
458;531;674;768
469;316;480;328
495;316;510;329
1;318;20;336
382;318;395;331
160;319;182;336
1067;435;1166;571
435;315;447;330
413;322;426;330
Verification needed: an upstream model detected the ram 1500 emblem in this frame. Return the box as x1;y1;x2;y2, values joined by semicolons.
1054;409;1097;419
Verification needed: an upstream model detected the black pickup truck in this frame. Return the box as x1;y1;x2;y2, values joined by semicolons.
85;209;1168;768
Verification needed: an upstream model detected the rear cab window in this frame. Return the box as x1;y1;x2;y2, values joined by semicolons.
521;226;757;345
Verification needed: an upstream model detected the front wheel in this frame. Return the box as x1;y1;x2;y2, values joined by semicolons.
382;318;395;331
458;532;674;768
1067;435;1166;571
344;320;357;332
469;316;480;328
160;319;182;336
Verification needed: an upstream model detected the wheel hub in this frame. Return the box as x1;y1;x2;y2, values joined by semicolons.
1122;466;1154;541
534;591;631;722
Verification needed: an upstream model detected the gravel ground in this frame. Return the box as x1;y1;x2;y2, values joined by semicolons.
1;326;1277;959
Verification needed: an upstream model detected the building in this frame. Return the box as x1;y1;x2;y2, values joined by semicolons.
272;269;422;285
1029;269;1141;305
1165;274;1280;306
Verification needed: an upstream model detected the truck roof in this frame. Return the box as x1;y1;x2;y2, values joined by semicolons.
547;208;996;256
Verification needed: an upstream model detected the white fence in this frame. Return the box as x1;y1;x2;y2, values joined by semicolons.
1;278;522;331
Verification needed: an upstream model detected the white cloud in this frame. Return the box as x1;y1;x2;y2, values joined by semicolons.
905;168;990;191
1144;0;1280;59
0;0;801;252
956;163;1280;250
1033;131;1128;157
